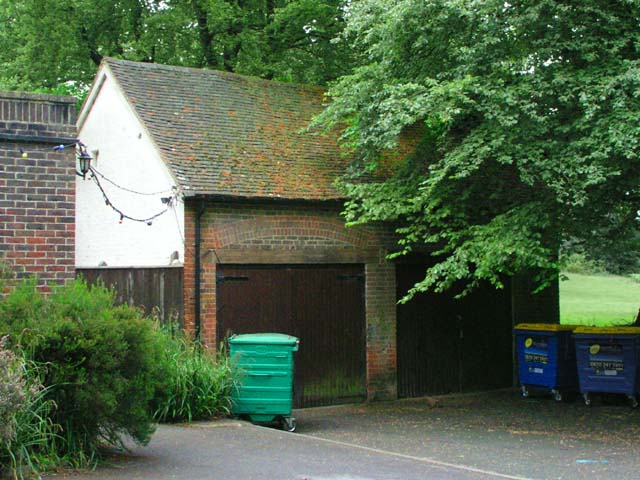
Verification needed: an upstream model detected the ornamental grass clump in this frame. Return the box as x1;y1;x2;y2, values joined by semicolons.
0;336;58;479
153;326;235;423
0;335;28;447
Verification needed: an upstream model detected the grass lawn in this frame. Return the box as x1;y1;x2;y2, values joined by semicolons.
560;272;640;326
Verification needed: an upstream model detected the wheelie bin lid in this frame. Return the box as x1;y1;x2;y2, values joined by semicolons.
514;323;576;332
573;326;640;335
228;333;300;347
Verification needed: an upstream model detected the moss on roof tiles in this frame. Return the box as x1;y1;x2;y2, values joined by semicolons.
104;58;346;200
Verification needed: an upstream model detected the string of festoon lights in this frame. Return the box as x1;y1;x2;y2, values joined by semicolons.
89;169;177;225
18;142;77;157
20;142;177;225
90;165;175;197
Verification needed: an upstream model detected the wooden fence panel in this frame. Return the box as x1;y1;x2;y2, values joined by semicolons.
76;267;183;325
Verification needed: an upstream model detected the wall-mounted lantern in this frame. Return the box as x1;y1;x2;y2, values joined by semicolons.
76;143;92;179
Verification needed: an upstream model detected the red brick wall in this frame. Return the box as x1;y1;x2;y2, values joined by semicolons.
183;199;398;400
0;91;77;291
365;261;398;400
183;204;197;336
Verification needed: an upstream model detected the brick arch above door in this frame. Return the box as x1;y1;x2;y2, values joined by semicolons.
207;216;378;250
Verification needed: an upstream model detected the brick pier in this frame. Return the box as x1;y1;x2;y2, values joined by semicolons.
0;91;77;290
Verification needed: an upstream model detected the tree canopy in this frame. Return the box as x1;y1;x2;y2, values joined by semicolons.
3;0;639;295
0;0;352;91
314;0;640;295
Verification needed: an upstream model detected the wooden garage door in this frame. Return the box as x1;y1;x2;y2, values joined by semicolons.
217;264;366;408
397;264;513;398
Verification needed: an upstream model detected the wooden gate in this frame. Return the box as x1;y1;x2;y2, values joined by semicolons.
217;264;366;408
396;264;513;398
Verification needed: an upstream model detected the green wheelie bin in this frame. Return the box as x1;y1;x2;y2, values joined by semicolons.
229;333;299;431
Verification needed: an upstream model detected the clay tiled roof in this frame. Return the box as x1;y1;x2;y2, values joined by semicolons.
104;58;346;201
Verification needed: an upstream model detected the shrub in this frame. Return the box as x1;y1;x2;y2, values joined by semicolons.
0;279;167;466
560;252;605;275
153;327;234;423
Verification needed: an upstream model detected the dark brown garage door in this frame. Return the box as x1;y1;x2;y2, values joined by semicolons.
217;264;366;408
396;264;513;398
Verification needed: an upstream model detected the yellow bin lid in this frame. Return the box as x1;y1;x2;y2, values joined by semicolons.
514;323;576;332
573;326;640;335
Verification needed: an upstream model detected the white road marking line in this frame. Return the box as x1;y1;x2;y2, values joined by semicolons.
292;432;536;480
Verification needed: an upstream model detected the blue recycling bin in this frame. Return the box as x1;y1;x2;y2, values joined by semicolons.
514;323;579;401
573;326;640;407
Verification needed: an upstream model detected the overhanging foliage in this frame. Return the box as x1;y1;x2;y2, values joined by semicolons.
314;0;640;295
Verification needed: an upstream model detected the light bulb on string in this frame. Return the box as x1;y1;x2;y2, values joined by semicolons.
16;141;77;161
90;170;172;226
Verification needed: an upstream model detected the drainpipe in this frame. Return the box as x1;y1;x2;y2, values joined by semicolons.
194;199;206;341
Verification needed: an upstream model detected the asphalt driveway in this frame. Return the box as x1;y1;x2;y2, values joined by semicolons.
47;389;640;480
296;389;640;480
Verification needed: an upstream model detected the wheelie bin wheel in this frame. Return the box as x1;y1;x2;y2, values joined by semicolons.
552;390;563;402
583;393;591;406
521;385;529;398
628;395;638;409
281;417;296;432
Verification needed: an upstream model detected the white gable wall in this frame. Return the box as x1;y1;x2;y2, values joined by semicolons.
76;68;185;267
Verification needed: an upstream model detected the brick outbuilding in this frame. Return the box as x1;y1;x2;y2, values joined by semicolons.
77;59;558;406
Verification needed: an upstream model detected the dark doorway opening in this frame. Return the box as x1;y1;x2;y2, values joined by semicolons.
396;264;513;398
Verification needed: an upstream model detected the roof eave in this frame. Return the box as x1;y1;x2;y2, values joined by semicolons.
183;191;346;205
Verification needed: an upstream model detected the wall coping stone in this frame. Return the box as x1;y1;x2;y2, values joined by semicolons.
0;90;76;105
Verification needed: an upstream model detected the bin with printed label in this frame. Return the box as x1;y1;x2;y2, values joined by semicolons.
514;323;579;401
573;326;640;408
229;333;299;431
